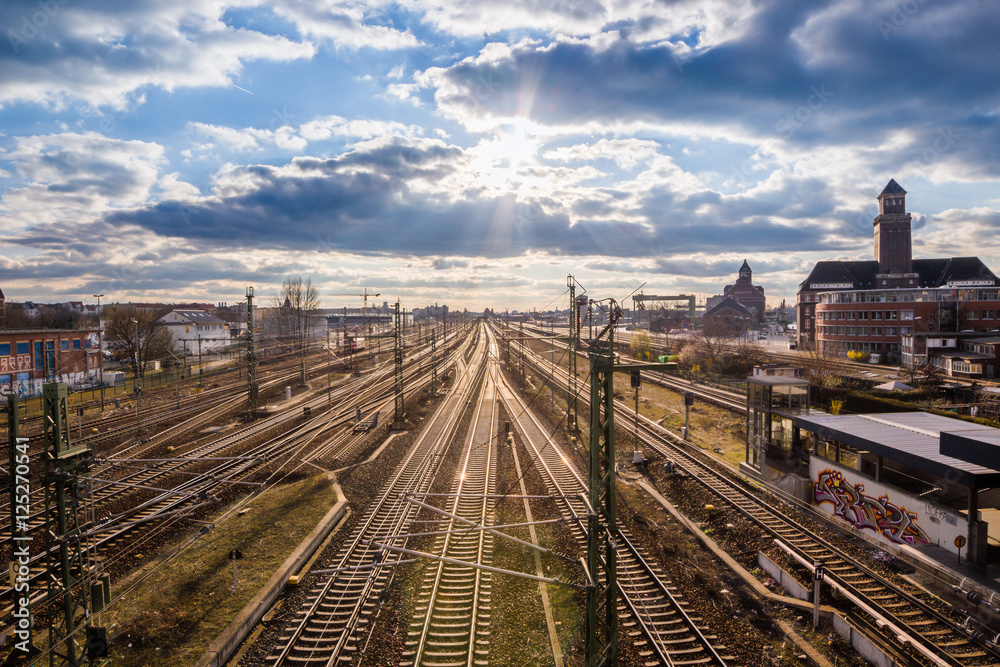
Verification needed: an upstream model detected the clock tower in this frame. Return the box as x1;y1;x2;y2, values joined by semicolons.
874;178;913;277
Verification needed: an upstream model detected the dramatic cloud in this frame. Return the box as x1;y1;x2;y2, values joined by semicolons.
0;0;997;309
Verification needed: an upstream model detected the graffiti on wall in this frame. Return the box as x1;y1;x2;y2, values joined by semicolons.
814;469;930;546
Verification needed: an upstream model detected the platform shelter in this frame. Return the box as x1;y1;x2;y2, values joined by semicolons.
742;376;1000;566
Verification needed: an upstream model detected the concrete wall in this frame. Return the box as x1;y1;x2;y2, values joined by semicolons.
833;614;898;667
810;458;968;554
757;552;811;601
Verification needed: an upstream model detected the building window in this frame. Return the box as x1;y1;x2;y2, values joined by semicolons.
885;327;897;336
60;340;69;350
858;327;867;335
901;310;914;320
983;310;995;320
886;311;898;320
870;311;882;320
848;311;856;320
837;326;845;335
968;310;979;320
73;339;81;349
858;311;868;320
16;342;29;355
0;344;9;356
871;327;882;336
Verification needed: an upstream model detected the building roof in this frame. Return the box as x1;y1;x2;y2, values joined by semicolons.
879;178;906;197
0;287;5;300
800;257;1000;291
704;296;753;319
159;309;228;326
739;259;751;273
0;328;99;336
792;411;1000;487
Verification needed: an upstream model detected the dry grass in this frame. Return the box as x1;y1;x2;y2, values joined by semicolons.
100;475;336;666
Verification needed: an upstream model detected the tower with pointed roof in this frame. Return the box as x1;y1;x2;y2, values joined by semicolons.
874;178;913;277
719;259;766;322
796;179;1000;364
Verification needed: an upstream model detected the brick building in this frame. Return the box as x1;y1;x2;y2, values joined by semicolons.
707;260;767;322
797;180;1000;367
0;328;101;398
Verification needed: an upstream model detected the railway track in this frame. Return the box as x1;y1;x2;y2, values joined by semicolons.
266;327;485;666
504;320;1000;666
497;365;732;666
634;418;1000;667
401;338;499;666
0;328;466;628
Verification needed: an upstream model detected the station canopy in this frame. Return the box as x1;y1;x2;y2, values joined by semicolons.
792;411;1000;488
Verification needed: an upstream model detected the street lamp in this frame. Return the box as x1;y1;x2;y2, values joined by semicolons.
93;294;104;410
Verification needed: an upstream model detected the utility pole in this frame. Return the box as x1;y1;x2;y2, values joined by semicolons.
586;303;620;667
93;294;104;411
132;318;142;442
246;287;259;420
197;334;203;389
584;300;676;667
519;321;525;388
393;301;405;426
42;382;100;666
567;276;579;431
431;330;438;394
631;370;641;445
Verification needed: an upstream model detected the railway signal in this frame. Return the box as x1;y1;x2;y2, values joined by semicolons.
813;563;824;628
683;391;694;438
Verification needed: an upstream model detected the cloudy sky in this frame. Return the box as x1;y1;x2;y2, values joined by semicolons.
1;0;998;312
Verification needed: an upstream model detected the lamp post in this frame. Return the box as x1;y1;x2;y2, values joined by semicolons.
94;294;105;410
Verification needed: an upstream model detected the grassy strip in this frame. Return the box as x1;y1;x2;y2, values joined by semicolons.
99;475;335;666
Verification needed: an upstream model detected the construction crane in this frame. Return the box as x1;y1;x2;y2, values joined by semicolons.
328;288;381;319
328;288;381;352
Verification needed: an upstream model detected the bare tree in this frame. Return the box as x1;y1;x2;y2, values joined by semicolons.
734;336;768;374
103;304;173;378
272;277;321;385
694;317;736;368
799;347;840;387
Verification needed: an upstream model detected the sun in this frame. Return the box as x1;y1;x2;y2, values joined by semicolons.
472;124;539;191
489;126;537;170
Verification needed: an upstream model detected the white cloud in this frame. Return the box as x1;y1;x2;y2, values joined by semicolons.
189;115;423;155
269;0;421;50
544;138;661;170
0;131;172;229
0;1;316;110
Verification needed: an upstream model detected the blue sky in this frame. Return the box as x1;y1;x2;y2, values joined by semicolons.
1;0;998;312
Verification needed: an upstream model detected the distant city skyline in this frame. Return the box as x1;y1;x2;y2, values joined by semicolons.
1;0;997;312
